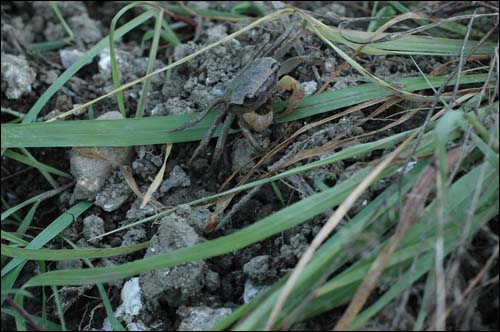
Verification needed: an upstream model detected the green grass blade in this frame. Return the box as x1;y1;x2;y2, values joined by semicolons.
51;285;66;331
1;202;92;277
110;3;157;117
17;201;40;236
3;74;490;148
367;5;396;32
315;22;496;56
13;293;26;330
435;111;463;179
3;149;70;178
19;148;58;188
270;181;285;205
234;161;498;329
412;272;436;331
0;288;33;298
135;9;163;118
29;1;74;53
162;3;245;20
388;1;476;37
24;169;370;287
1;308;62;331
140;22;181;50
161;19;181;46
1;231;29;246
1;241;149;261
231;1;268;17
1;194;43;222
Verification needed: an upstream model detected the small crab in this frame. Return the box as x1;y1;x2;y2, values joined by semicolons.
172;21;322;166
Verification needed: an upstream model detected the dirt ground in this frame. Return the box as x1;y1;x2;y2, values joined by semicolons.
1;1;498;331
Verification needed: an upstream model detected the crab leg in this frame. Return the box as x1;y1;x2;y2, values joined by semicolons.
188;107;228;165
278;56;325;77
212;112;236;166
170;98;224;132
238;117;265;153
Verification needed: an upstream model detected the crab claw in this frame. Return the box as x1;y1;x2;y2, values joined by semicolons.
277;75;305;115
242;110;274;132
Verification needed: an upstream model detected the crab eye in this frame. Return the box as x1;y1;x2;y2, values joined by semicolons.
244;95;258;103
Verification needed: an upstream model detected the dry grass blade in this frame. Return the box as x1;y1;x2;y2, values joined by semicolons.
270;108;418;174
318;12;428;94
334;147;466;331
140;144;172;208
265;122;419;330
3;297;44;331
44;8;293;122
428;245;499;330
304;11;493;103
73;148;164;209
210;97;390;229
430;55;492;76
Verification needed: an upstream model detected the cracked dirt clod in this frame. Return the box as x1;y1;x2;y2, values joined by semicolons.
166;204;211;233
70;111;133;203
243;255;277;284
176;306;232;331
231;138;257;174
231;135;270;175
160;166;191;193
95;170;131;212
59;49;85;69
68;14;103;48
1;53;36;99
57;285;93;315
243;279;269;304
121;227;146;248
82;215;105;245
140;217;219;308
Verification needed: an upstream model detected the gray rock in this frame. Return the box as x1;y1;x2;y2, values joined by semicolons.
70;111;134;202
1;54;36;99
177;306;232;331
140;218;219;308
59;49;85;69
231;138;256;174
43;21;66;42
122;227;146;248
164;204;211;233
82;215;105;245
243;279;269;303
94;171;131;212
243;255;276;283
57;284;93;314
302;80;318;96
174;42;199;63
68;14;103;47
160;166;191;193
126;198;157;220
32;1;87;18
161;76;184;99
205;24;227;44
